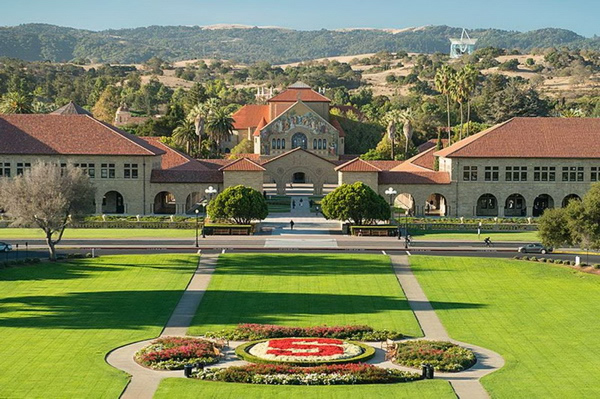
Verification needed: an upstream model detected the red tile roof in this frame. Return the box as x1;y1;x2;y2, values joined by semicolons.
50;102;92;116
268;88;330;103
219;158;265;172
378;171;451;185
435;117;600;158
335;158;381;172
140;137;207;171
253;116;268;137
364;160;403;171
262;147;337;166
232;104;270;130
330;118;346;138
226;153;262;161
0;115;164;156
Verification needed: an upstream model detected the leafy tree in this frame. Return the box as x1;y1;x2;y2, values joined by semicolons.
0;91;33;114
0;162;95;260
92;85;120;123
172;119;198;156
207;185;268;224
538;208;573;248
230;137;254;157
206;106;234;153
321;182;390;225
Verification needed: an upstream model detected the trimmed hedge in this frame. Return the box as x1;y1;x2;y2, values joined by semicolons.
392;340;476;372
235;339;376;367
135;337;221;370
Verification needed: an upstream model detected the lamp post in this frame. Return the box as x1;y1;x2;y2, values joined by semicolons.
204;186;217;238
195;209;200;247
384;187;398;234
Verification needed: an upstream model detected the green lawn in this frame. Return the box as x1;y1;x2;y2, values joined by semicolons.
155;379;454;399
410;230;539;242
410;256;600;398
0;227;197;239
0;254;198;398
188;253;422;336
162;253;452;398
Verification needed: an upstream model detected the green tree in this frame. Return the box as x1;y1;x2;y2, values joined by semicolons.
207;185;268;224
321;182;390;225
434;131;442;171
538;208;573;248
0;91;33;114
434;65;455;143
229;137;254;157
92;86;121;123
172;119;198;156
206;106;234;154
0;162;95;260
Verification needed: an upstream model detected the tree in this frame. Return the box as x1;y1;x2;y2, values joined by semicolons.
230;137;254;157
434;65;455;143
187;98;219;155
433;131;442;171
538;208;573;248
207;185;268;224
206;106;234;154
0;91;33;114
0;162;95;260
172;119;198;156
321;182;390;225
451;69;469;141
92;86;121;123
462;65;479;137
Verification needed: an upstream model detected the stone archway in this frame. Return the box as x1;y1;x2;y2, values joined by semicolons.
102;191;125;214
504;194;526;217
291;132;308;149
185;192;204;214
533;194;554;217
154;191;176;214
476;193;498;217
425;193;448;216
562;194;581;207
394;193;415;216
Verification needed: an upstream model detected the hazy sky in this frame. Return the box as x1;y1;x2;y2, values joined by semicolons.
1;0;598;36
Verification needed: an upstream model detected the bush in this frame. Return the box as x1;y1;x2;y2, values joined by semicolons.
555;259;563;264
205;324;403;341
135;337;221;370
530;256;537;262
594;264;600;269
195;363;421;385
539;258;546;263
392;340;476;372
513;256;521;260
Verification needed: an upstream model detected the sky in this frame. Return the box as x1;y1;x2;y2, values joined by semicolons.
0;0;598;36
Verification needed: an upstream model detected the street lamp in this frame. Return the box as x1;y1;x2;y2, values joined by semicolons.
204;186;217;239
384;187;398;236
195;209;200;247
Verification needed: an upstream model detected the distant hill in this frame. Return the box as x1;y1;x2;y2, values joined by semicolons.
1;23;599;64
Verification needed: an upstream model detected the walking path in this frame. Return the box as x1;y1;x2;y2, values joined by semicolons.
106;253;219;399
390;254;505;399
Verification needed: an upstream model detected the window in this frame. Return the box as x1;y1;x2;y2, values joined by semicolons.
484;166;499;181
505;166;527;181
74;163;96;178
562;166;584;182
323;138;327;148
0;162;10;177
276;139;281;149
16;162;31;175
533;166;556;182
313;139;317;149
318;139;322;150
463;166;477;181
124;163;138;179
592;167;600;182
272;138;276;149
101;163;115;179
281;138;285;149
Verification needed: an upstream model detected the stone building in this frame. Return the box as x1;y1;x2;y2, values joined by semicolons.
0;87;598;218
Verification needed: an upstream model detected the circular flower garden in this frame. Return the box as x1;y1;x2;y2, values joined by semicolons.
236;337;375;366
135;337;222;370
390;340;477;372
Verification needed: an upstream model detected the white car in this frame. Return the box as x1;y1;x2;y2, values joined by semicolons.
0;242;13;252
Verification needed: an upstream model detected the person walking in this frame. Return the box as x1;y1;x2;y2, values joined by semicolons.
484;237;492;247
290;220;295;230
292;200;296;209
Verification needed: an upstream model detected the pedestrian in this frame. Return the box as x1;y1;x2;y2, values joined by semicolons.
484;237;492;247
290;220;295;230
292;200;296;209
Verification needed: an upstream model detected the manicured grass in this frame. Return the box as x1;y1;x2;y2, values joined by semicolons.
188;253;422;337
410;230;539;242
0;227;197;239
410;256;600;398
155;379;454;399
0;254;198;398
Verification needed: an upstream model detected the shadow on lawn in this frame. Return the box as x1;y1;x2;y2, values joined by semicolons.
0;290;186;329
216;254;394;276
194;290;485;327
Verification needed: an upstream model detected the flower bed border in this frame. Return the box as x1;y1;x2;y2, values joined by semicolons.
235;338;376;366
391;340;476;372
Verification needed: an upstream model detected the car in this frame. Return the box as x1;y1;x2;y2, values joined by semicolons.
0;242;13;252
518;243;553;254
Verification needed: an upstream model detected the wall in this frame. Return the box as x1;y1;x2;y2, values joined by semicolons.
223;171;264;192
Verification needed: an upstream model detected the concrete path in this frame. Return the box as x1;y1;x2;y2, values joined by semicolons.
106;253;219;399
390;254;505;399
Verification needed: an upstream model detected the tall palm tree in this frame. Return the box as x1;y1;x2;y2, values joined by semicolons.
400;109;414;159
187;98;220;154
172;119;198;156
451;69;469;142
0;91;33;114
434;65;455;144
462;65;479;138
383;110;403;160
206;107;234;154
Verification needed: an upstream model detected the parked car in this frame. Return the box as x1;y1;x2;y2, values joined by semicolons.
518;243;553;254
0;242;13;252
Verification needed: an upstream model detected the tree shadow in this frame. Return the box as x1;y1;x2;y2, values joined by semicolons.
193;290;485;327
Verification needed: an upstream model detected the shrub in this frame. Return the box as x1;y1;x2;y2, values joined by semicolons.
555;260;563;264
594;264;600;269
135;337;221;370
530;256;537;262
539;258;546;263
205;324;402;341
513;256;521;260
195;363;421;385
392;340;476;372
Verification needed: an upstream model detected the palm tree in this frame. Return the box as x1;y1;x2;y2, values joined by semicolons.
383;110;403;160
398;109;414;159
451;69;469;142
172;119;198;156
462;65;479;138
206;107;234;154
187;98;220;154
0;91;33;114
434;65;455;144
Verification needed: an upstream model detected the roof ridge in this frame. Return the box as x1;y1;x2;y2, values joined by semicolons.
262;147;337;165
85;115;164;156
434;118;514;158
335;157;382;172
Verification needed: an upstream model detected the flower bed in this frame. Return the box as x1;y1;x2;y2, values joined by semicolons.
205;323;402;341
236;338;375;366
195;363;421;385
134;337;221;370
391;340;476;372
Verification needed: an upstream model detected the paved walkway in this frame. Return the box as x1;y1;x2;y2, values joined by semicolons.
106;253;219;399
390;254;505;399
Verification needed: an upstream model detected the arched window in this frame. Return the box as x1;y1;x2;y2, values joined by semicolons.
313;139;317;149
323;138;327;148
292;133;308;149
277;139;281;149
281;138;285;149
272;138;276;149
318;139;322;149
